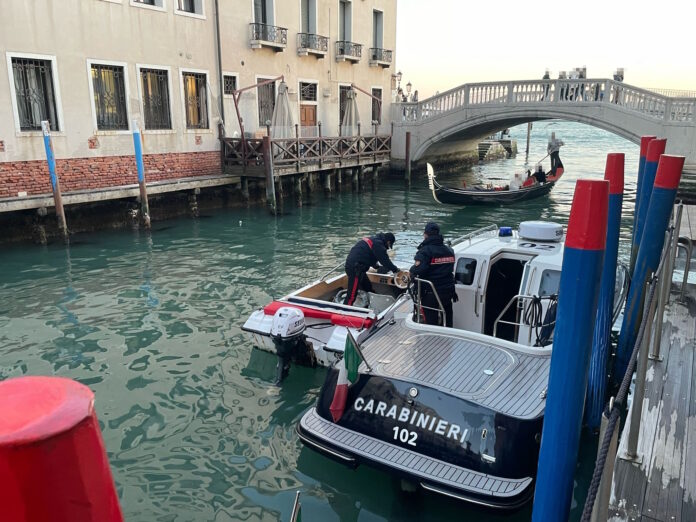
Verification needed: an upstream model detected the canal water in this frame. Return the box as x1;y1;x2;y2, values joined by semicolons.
0;122;639;521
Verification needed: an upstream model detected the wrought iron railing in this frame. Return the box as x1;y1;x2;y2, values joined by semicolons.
249;23;287;45
297;33;328;53
335;41;362;59
369;48;392;63
392;78;696;124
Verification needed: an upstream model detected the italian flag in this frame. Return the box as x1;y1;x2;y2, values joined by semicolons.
329;331;362;422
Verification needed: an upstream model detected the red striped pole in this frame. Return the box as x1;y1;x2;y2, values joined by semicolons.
0;377;124;522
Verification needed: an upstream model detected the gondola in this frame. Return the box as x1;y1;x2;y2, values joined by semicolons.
427;162;564;206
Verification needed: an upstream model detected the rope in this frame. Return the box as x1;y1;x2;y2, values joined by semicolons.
580;267;661;521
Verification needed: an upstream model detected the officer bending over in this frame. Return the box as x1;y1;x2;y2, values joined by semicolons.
410;222;457;327
344;232;398;306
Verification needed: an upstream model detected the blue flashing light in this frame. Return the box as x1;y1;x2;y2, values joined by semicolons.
498;226;513;237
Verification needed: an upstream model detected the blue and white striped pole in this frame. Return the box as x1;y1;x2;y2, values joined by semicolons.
630;138;665;272
41;120;68;241
615;154;684;379
132;121;151;228
585;153;624;429
532;179;609;522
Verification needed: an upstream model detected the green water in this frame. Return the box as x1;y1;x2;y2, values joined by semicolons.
0;122;639;521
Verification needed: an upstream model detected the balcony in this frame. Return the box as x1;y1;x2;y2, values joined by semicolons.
297;33;329;58
335;41;362;63
369;48;392;68
249;23;287;52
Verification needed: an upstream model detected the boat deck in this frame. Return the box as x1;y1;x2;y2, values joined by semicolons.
359;314;550;419
609;283;696;521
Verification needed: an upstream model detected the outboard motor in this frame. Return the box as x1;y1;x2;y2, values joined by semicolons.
270;307;314;384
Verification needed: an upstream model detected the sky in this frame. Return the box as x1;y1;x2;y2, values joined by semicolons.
395;0;696;99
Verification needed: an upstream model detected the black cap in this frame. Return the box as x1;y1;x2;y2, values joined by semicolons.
424;222;440;235
384;232;396;247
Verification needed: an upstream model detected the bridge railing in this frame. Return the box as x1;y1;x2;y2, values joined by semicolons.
392;78;696;124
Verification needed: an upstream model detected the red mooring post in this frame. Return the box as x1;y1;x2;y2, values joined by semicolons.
0;376;124;522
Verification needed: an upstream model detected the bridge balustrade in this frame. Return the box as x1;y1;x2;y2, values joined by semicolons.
392;79;696;124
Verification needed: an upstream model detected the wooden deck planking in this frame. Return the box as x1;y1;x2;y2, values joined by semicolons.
609;285;696;521
680;204;695;241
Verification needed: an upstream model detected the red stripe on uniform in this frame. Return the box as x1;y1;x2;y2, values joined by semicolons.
347;274;360;306
431;257;455;264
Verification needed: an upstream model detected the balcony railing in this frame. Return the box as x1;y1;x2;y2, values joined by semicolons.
249;23;287;50
335;41;362;62
369;48;392;67
297;33;329;56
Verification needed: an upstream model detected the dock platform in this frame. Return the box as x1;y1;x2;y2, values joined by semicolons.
609;281;696;521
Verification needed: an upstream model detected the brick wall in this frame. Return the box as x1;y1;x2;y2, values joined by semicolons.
0;151;222;199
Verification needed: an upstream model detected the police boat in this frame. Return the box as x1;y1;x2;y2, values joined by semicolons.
297;222;628;509
242;260;412;381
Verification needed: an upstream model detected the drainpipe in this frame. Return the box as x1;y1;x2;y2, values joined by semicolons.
214;0;225;130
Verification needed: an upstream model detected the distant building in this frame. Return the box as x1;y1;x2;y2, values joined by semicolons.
0;0;396;199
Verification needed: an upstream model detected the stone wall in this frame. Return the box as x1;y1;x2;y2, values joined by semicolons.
0;151;222;199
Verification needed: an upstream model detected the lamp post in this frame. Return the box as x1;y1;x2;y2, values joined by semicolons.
396;70;403;90
406;81;412;102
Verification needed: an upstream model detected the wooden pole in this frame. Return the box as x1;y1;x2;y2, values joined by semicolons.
525;122;532;160
41;121;68;242
405;131;412;186
262;136;276;215
132;121;151;229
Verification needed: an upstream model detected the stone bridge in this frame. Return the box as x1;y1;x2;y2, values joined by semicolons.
390;79;696;188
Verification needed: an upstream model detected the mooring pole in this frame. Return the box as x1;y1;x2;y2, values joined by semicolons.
629;136;657;273
589;402;620;522
262;136;277;215
405;131;412;186
615;154;684;379
586;153;624;429
630;138;664;272
132;121;151;229
41;121;68;242
525;122;532;160
0;376;124;521
532;179;609;522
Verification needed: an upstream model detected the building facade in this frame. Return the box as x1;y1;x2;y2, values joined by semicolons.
0;0;396;200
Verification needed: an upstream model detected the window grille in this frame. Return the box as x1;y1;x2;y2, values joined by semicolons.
257;81;275;126
91;63;128;131
140;68;171;130
224;75;237;95
11;57;59;131
182;72;208;129
300;82;317;102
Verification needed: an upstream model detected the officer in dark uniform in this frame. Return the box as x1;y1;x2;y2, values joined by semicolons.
409;222;457;327
343;232;398;306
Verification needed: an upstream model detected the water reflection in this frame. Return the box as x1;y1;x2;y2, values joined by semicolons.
0;122;637;521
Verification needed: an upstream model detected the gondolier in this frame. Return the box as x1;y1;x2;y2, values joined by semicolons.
409;222;457;327
343;233;398;306
547;132;565;176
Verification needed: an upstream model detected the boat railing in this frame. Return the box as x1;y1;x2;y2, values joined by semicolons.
449;224;499;247
493;293;557;345
411;278;447;326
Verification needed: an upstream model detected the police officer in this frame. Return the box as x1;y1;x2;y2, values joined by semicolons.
410;222;457;327
344;232;398;306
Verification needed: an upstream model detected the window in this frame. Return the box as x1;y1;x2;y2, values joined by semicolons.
455;258;477;285
254;0;273;24
372;10;383;48
91;63;128;131
339;0;351;41
10;57;60;131
176;0;203;15
371;88;382;124
182;71;208;129
140;68;171;130
301;0;317;33
300;82;317;102
257;80;276;126
339;85;351;123
223;75;237;96
131;0;165;9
